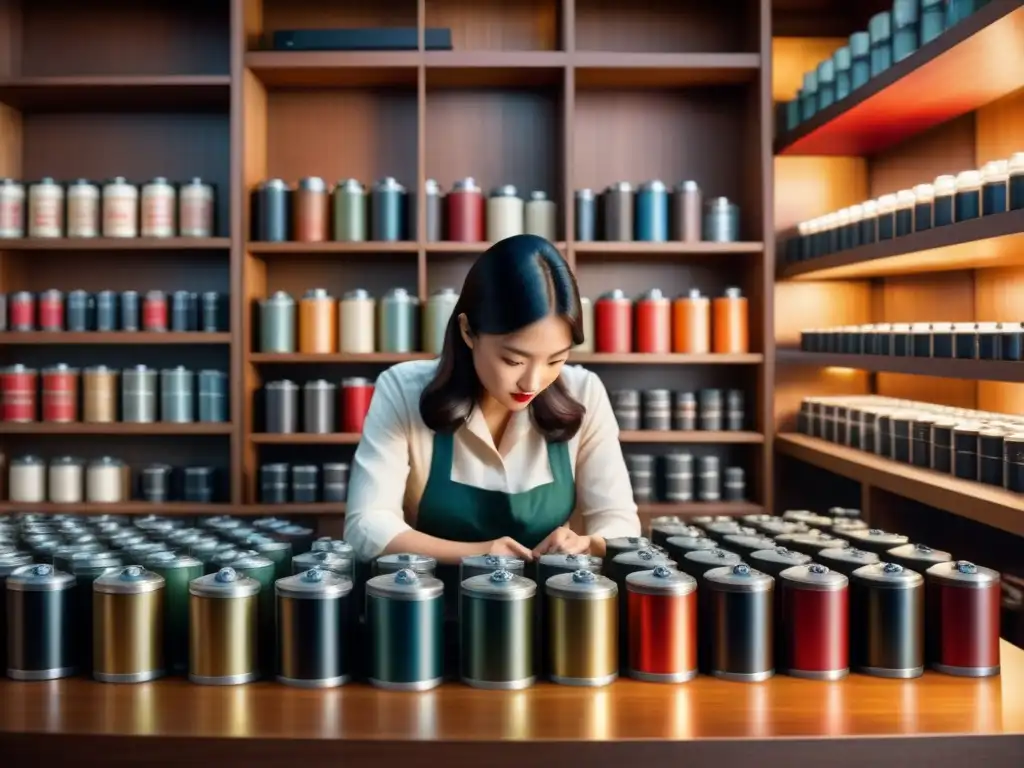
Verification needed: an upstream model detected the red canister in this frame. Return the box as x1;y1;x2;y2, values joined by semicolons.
1;364;38;422
594;289;632;354
38;289;64;331
925;560;1001;677
9;291;35;331
41;364;79;423
780;563;849;680
447;178;485;242
341;376;375;433
635;288;672;353
626;564;697;682
143;290;168;332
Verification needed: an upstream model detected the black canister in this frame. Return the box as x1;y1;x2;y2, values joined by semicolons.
720;532;775;559
894;190;915;237
953;422;980;481
978;323;1001;360
1005;433;1024;493
575;189;596;241
876;194;897;240
1001;323;1024;361
931;418;956;473
291;464;319;503
66;290;93;332
723;467;745;501
910;415;934;469
649;521;700;549
202;292;222;332
850;562;924;678
679;547;741;582
6;563;77;680
953;323;977;359
662;535;717;565
933;175;956;226
603;536;650;564
817;547;880;579
1;552;36;672
276;568;353;688
912;184;934;231
254;179;290;241
886;543;952;574
95;291;118;331
602;182;634;241
859;199;878;244
141;463;173;503
704;564;774;682
460;569;536;690
697;388;722;431
890;323;911;356
774;531;849;559
260;463;289;504
1010;152;1024;210
981;160;1008;216
322;462;349;502
844;528;910;557
184;466;216;503
120;290;140;331
978;428;1006;487
954;170;982;221
171;290;196;332
748;547;811;580
931;323;954;358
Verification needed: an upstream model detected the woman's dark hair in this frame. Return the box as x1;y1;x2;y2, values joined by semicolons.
420;234;586;442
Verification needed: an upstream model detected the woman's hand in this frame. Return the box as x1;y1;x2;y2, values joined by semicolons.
489;536;534;560
532;526;591;558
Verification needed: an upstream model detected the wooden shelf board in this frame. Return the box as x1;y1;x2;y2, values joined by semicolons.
775;1;1024;156
244;51;419;87
574;52;761;88
0;502;235;515
637;501;762;517
776;433;1024;538
241;503;346;516
777;349;1024;383
426;52;567;87
248;241;417;255
0;238;230;251
426;241;567;254
575;241;763;257
571;352;763;365
0;423;232;436
779;209;1024;280
249;352;433;364
0;75;231;111
619;430;763;444
0;332;230;345
251;433;360;445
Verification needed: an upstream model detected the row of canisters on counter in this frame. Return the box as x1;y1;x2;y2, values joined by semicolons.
0;510;1001;687
251;177;559;244
0;365;229;425
262;378;373;435
6;458;223;504
799;395;1024;493
626;453;745;503
784;152;1024;265
611;388;746;432
257;286;752;356
0;290;227;334
0;177;217;240
260;462;349;504
781;0;986;133
573;183;741;243
801;322;1024;362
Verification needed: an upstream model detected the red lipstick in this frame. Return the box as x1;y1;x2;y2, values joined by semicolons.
510;392;535;404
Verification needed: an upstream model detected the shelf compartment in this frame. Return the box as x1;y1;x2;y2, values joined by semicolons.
777;349;1024;384
619;430;763;444
245;52;419;88
0;423;232;436
776;433;1024;538
425;52;566;87
241;503;346;516
775;1;1024;156
778;208;1024;281
0;502;236;516
0;333;230;345
0;238;229;251
574;53;760;88
248;241;418;255
0;75;231;112
426;0;562;52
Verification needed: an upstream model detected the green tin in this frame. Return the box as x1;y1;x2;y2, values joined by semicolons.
69;550;124;673
293;549;354;580
124;541;172;565
230;552;277;675
145;550;203;674
52;542;104;573
225;525;258;545
310;537;355;558
459;569;536;689
332;178;368;242
208;546;243;575
246;535;293;582
365;568;445;690
189;536;222;570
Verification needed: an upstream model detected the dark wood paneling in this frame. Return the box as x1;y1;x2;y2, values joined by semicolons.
575;0;757;53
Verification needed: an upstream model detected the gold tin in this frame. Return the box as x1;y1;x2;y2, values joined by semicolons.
545;569;618;686
188;566;260;685
92;565;166;683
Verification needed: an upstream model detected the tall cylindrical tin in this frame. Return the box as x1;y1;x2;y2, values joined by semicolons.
602;182;634;241
68;550;122;673
576;296;595;352
423;288;459;355
332;178;367;242
460;554;525;582
303;380;336;434
260;291;296;353
41;364;79;423
712;287;749;354
626;565;697;682
371;177;406;241
635;180;668;242
8;291;33;331
374;552;437;576
844;528;910;556
170;290;196;331
145;551;203;674
65;289;92;332
705;563;774;682
201;291;222;332
887;542;952;573
299;288;337;354
635;288;672;354
341;376;374;433
926;560;1001;677
704;197;740;242
122;365;158;423
179;178;215;238
575;188;596;241
338;289;376;353
649;521;700;549
447;178;485;242
92;565;165;683
277;568;353;687
721;532;777;559
6;563;76;680
321;463;350;502
140;177;176;238
594;289;632;353
662;535;717;564
603;535;650;564
748;546;812;579
366;568;445;690
1;552;36;673
198;370;228;422
780;563;849;680
524;191;557;241
120;290;140;331
672;181;702;242
38;288;64;331
102;177;138;238
188;567;260;685
231;552;278;676
265;380;298;433
378;287;418;353
0;178;26;239
160;366;194;423
27;178;64;238
254;179;290;242
672;289;711;354
535;553;601;663
10;455;46;503
460;569;536;689
422;178;442;242
248;537;293;582
292;549;354;580
486;185;525;242
2;364;37;422
546;569;617;685
850;562;924;678
294;177;328;242
48;457;84;504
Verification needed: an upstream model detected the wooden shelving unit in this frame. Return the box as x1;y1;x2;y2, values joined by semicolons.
776;350;1024;383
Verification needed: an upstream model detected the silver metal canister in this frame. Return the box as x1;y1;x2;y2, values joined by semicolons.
303;380;336;434
673;391;696;430
625;453;654;502
603;182;634;241
122;365;158;423
265;380;299;433
672;181;702;241
7;563;77;680
322;462;349;502
704;197;740;242
460;554;525;582
609;389;640;431
198;370;228;422
339;288;376;353
291;465;319;503
423;288;459;355
260;291;296;353
423;178;442;242
292;549;354;581
641;389;672;431
276;568;354;688
460;569;537;689
378;287;418;353
698;455;720;501
704;563;774;682
664;452;694;502
749;547;812;579
160;366;194;423
524;191;557;241
850;562;924;678
698;388;723;431
92;565;166;683
370;177;406;241
374;552;437;577
575;188;596;241
332;178;367;242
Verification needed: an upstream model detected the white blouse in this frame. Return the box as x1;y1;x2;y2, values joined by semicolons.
343;359;641;561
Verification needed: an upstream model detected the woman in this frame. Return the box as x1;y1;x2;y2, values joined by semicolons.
344;234;641;564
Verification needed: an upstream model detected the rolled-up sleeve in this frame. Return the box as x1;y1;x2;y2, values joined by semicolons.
343;369;415;561
574;371;641;539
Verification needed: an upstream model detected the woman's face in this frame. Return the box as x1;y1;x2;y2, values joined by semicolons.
460;313;574;412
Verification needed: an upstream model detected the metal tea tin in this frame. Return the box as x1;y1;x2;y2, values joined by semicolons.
276;568;354;687
378;287;418;353
850;562;924;678
721;531;777;558
649;521;701;549
460;569;537;689
423;287;459;355
293;549;354;580
678;547;742;581
370;177;406;241
626;565;697;682
774;530;850;558
260;291;296;353
365;568;445;691
845;528;910;556
374;552;437;576
886;543;952;573
145;551;203;674
228;552;276;675
704;563;774;682
748;547;811;579
546;569;618;686
604;536;650;563
460;554;525;582
188;567;260;685
6;563;76;680
332;178;367;242
0;552;36;673
92;565;165;683
779;564;849;680
925;560;1001;677
663;535;718;564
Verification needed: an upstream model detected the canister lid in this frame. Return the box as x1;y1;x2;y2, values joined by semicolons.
638;180;666;192
612;547;675;569
190;567;261;598
637;288;668;302
538;552;602;570
887;542;952;565
341;376;372;387
575;188;595;199
452;177;480;192
705;521;743;537
780;563;848;591
741;514;773;527
652;522;702;540
212;548;243;567
759;519;807;536
722;533;777;552
311;537;355;557
833;45;852;69
818;547;880;567
461;568;537;600
626;565;696;596
461;554;525;573
7;563;75;591
372;176;404;192
276;567;353;599
675;180;700;192
376;552;437;573
366;568;444;601
545;569;618;600
430;287;459;298
231;552;274;572
956;170;982;189
94;565;165;595
704;563;773;593
597;289;629;302
0;552;34;577
777;530;849;550
684;548;742;567
869;10;891;40
261;178;289;190
605;535;649;551
1009;152;1024;174
336;178;365;192
852;561;923;588
294;550;351;572
832;518;869;533
144;550;201;570
749;547;812;567
933;174;957;194
529;190;548;201
925;560;1000;588
342;288;371;300
67;549;122;573
491;184;518;197
846;528;909;547
606;181;634;193
89;456;123;469
664;535;717;552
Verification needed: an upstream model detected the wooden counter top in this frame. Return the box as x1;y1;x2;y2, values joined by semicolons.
2;641;1024;767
